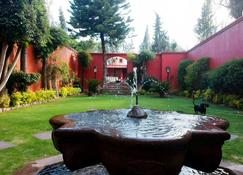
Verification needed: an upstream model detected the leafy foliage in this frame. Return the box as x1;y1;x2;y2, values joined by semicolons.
152;13;169;53
78;51;93;69
59;8;66;30
139;26;151;51
69;0;132;80
194;0;217;41
178;60;193;90
6;71;40;94
209;59;243;96
87;79;100;95
184;57;210;91
0;94;10;108
220;0;243;19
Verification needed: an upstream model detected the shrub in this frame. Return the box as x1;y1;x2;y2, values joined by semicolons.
60;87;81;97
0;94;10;108
183;90;191;97
178;60;193;90
212;94;224;104
149;80;170;98
11;92;23;106
202;88;215;102
209;59;243;96
184;57;210;91
87;79;100;95
7;71;40;94
142;77;159;91
60;87;68;97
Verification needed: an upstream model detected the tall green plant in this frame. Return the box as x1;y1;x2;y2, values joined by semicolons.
78;51;93;87
129;51;155;86
195;0;217;41
35;27;69;89
69;0;132;84
0;0;47;92
178;60;193;90
184;57;210;91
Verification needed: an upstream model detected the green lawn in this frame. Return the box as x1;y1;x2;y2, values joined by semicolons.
0;95;243;175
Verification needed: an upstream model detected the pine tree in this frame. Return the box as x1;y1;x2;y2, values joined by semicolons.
69;0;132;84
195;0;217;41
59;8;66;30
220;0;243;19
140;26;151;51
151;13;169;53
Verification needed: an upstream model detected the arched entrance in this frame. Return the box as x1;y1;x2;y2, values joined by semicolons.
106;56;127;82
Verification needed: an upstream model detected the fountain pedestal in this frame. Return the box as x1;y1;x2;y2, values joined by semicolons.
127;105;147;119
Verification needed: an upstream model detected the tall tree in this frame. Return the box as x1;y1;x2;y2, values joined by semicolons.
0;0;47;92
35;27;69;89
69;0;132;85
59;7;67;30
219;0;243;19
195;0;217;41
151;13;169;53
140;26;151;51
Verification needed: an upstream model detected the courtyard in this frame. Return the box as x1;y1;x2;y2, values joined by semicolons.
0;95;243;175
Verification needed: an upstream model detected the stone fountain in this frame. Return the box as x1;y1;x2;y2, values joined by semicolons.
50;68;231;175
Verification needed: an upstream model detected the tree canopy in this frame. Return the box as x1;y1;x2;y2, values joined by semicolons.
220;0;243;19
140;26;151;51
69;0;132;82
151;13;169;53
195;0;217;42
0;0;49;92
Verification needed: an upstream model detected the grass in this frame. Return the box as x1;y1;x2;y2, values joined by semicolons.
0;95;243;175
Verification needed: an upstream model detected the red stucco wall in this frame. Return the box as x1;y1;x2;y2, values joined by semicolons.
83;52;187;90
187;17;243;68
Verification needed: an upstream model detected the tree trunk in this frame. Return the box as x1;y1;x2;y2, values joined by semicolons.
0;42;9;79
100;33;107;88
0;44;22;92
42;59;48;89
82;68;85;88
20;45;27;72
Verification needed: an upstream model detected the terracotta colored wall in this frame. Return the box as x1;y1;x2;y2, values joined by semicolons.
187;17;243;68
161;53;187;89
26;45;42;91
83;53;187;90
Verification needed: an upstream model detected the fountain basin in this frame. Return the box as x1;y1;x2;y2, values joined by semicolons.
50;110;230;175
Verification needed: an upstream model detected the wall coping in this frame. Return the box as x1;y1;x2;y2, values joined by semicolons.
188;16;243;52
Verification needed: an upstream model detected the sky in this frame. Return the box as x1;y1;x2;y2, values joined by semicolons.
47;0;234;51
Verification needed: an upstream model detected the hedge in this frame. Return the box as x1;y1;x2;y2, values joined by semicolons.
178;60;193;90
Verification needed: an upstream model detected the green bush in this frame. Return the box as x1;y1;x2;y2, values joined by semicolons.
182;90;191;97
60;87;68;97
202;88;215;102
184;57;210;91
212;94;224;104
7;71;40;94
60;87;81;97
149;80;170;98
178;60;193;90
142;77;159;91
11;92;23;106
209;59;243;96
0;94;10;108
87;79;100;95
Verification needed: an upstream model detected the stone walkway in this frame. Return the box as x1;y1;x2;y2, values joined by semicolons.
0;141;15;150
220;161;243;175
33;131;52;140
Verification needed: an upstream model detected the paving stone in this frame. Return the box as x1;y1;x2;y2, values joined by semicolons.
220;160;243;174
229;134;239;141
34;131;52;140
0;141;16;150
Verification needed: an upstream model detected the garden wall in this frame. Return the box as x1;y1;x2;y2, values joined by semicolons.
187;16;243;68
